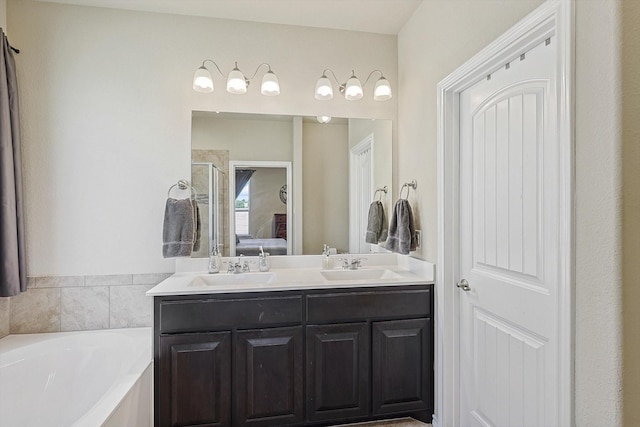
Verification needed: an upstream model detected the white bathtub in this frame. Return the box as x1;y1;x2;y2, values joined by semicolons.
0;327;152;427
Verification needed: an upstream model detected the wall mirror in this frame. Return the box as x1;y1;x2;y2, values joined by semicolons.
191;111;392;257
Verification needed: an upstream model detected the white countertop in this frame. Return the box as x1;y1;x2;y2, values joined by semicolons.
146;255;435;297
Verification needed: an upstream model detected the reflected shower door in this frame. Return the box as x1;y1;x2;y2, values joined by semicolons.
191;163;223;257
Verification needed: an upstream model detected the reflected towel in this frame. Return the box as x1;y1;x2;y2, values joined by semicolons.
193;201;201;252
365;201;388;244
384;199;417;255
162;198;196;258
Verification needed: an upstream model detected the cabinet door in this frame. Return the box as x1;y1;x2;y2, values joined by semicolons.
158;332;231;427
234;326;303;427
372;318;433;415
306;323;370;422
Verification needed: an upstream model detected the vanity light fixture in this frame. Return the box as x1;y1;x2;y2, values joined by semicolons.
316;116;332;124
314;69;392;101
193;60;280;96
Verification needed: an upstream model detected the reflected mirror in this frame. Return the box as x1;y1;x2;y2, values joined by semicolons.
191;112;392;256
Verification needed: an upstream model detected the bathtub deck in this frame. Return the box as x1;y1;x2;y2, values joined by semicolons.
333;418;431;427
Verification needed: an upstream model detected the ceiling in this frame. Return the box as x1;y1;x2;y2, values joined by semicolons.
35;0;422;35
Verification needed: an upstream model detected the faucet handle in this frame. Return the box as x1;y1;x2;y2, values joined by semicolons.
223;261;235;274
338;257;350;270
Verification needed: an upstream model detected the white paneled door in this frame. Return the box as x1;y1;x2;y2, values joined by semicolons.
458;38;560;426
350;136;373;254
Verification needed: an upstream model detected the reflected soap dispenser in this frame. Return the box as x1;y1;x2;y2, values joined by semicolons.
258;246;270;272
322;244;333;270
208;243;222;274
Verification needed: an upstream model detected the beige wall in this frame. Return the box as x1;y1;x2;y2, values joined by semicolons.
302;121;349;254
349;118;394;226
9;0;397;276
248;168;287;239
397;0;543;262
191;115;293;162
0;0;6;31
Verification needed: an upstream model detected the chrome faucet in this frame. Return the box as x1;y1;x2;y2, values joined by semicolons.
340;256;365;270
226;256;250;274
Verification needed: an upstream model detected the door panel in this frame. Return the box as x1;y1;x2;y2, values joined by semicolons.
306;323;370;422
372;318;432;415
459;37;558;427
234;327;303;427
350;136;373;253
159;332;231;427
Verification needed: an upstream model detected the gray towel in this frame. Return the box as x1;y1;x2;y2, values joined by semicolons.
193;201;201;252
365;201;388;244
162;198;196;258
384;199;417;255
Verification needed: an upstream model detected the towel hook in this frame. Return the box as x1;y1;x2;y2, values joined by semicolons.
167;179;198;200
374;185;388;201
400;180;417;199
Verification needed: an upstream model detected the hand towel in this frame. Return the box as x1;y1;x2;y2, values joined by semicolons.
365;201;388;244
384;199;417;255
162;198;196;258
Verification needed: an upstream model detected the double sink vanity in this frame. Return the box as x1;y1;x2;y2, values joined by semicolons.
147;254;435;427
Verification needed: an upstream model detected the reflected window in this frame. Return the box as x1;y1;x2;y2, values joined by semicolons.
235;181;250;235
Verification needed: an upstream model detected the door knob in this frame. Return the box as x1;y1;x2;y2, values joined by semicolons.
457;279;471;291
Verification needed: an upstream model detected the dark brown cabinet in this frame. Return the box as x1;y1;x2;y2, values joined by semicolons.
306;323;370;422
234;327;303;427
273;214;286;239
154;284;433;427
372;318;433;415
158;332;231;427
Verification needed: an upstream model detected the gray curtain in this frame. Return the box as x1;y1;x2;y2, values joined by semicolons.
0;29;26;297
235;169;256;199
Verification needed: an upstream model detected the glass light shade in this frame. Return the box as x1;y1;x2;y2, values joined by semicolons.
373;77;392;101
227;68;247;94
261;71;280;96
316;116;332;124
315;76;333;100
193;66;214;93
344;76;363;100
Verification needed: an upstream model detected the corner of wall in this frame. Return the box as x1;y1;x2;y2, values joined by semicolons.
621;0;640;424
575;0;625;424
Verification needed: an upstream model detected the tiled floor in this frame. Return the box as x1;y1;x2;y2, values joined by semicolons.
333;417;431;427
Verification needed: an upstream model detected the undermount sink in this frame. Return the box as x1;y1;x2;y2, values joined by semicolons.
320;269;402;282
189;272;275;287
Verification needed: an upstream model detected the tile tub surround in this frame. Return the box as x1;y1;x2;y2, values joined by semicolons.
0;273;171;335
0;298;9;339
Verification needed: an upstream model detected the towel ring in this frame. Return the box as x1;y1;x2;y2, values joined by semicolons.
374;186;388;201
400;180;417;199
167;179;198;200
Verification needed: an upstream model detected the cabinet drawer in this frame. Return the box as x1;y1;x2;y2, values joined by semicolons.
306;289;431;323
159;296;303;333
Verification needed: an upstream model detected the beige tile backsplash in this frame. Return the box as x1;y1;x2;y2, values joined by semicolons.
10;288;61;334
0;273;170;336
110;285;155;328
0;298;9;339
61;286;110;331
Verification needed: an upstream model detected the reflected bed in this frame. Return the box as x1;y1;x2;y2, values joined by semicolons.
236;236;287;255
